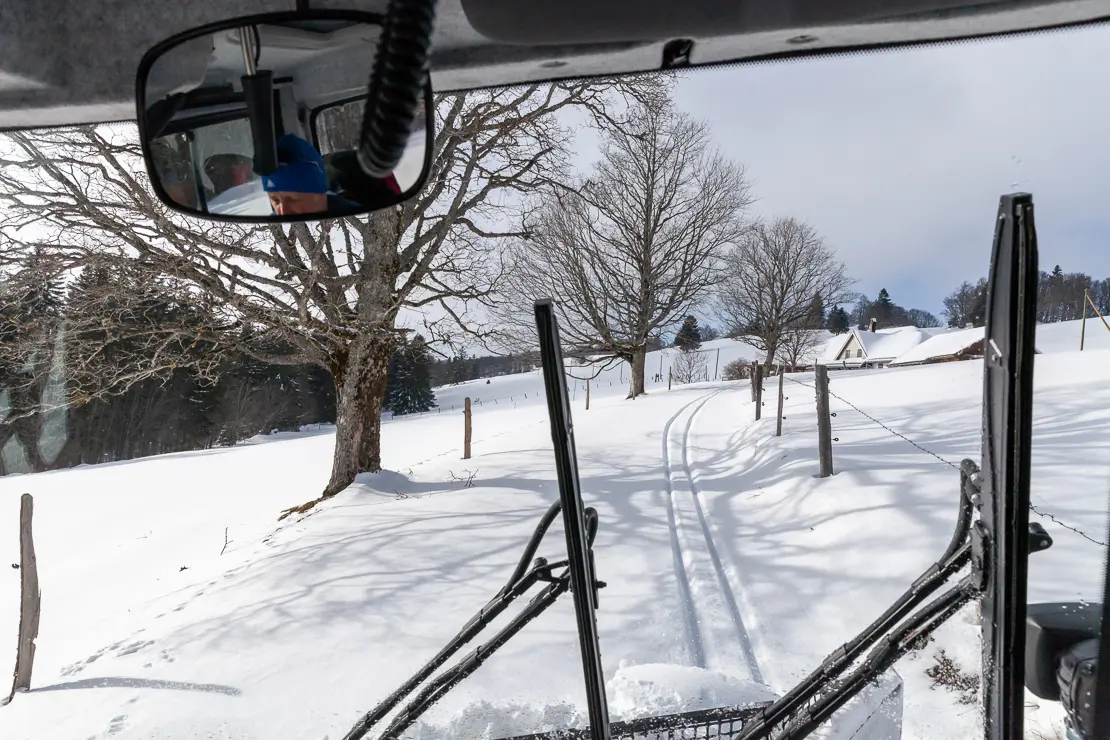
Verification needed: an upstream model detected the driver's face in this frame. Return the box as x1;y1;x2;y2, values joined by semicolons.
268;191;327;216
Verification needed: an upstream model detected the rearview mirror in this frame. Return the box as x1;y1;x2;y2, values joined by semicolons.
135;10;432;222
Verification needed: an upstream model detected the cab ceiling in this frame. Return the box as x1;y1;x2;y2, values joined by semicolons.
1;0;1108;130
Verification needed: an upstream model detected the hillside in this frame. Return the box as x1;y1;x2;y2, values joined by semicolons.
1;336;1107;740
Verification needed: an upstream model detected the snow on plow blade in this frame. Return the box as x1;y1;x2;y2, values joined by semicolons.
495;671;903;740
493;702;771;740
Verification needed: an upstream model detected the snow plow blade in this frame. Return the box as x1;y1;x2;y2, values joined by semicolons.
494;673;903;740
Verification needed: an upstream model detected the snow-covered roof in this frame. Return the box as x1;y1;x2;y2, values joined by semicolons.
889;327;984;366
821;325;933;365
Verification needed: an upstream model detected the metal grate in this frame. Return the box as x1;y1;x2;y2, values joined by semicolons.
496;703;774;740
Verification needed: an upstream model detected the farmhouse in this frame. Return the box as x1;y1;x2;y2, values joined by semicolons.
821;323;935;370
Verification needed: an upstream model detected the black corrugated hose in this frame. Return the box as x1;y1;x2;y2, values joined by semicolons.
357;0;437;178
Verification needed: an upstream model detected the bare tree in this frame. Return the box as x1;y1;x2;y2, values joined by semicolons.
775;328;826;370
0;80;655;508
671;349;708;384
906;307;943;328
716;217;852;368
499;92;754;398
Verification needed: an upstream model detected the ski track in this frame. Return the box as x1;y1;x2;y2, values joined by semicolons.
662;386;763;684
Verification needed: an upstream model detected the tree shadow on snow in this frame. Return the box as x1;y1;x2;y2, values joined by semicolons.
31;676;241;695
67;378;1110;715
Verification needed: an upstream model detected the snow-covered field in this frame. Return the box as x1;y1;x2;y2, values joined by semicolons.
2;329;1109;740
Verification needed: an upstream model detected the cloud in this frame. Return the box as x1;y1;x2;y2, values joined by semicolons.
673;25;1110;313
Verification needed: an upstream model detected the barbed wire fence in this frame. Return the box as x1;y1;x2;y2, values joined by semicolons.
383;368;680;422
781;373;1107;548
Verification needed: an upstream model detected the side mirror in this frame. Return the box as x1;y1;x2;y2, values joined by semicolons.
135;9;433;222
1026;602;1100;739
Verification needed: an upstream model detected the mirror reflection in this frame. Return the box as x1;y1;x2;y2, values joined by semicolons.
140;16;430;220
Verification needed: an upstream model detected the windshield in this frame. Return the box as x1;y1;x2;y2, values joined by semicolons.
2;23;1109;740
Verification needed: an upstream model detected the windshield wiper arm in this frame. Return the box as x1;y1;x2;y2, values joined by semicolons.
341;500;601;740
738;461;979;739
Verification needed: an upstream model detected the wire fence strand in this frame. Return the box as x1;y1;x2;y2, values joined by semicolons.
782;374;1107;547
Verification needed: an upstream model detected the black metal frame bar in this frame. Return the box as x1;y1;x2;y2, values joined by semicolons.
1092;508;1110;738
534;299;612;740
979;193;1038;740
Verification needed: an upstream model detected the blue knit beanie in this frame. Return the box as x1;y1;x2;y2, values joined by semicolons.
262;134;328;194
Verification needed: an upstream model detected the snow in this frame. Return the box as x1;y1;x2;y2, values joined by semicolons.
3;343;1109;740
604;663;774;718
1035;317;1110;353
404;664;774;740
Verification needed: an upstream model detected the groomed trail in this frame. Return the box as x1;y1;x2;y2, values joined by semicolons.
662;386;764;685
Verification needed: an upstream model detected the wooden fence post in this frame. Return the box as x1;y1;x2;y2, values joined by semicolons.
776;367;785;437
815;366;834;477
5;494;40;705
1081;289;1088;351
1085;290;1110;334
750;362;758;401
754;365;763;420
668;369;672;391
463;397;472;460
585;379;590;410
714;348;720;381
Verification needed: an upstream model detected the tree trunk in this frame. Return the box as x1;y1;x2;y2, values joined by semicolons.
627;348;647;399
322;337;393;498
763;343;777;369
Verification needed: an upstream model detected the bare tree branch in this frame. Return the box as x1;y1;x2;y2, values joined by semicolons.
497;90;753;398
715;216;853;368
0;76;661;500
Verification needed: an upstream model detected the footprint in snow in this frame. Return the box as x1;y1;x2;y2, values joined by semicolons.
60;647;107;676
117;639;154;656
107;715;127;736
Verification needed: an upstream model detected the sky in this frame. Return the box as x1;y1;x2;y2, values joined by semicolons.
684;25;1110;317
578;23;1110;321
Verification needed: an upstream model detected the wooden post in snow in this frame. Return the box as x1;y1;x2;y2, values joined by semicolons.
776;366;785;437
1081;289;1088;351
815;366;834;478
754;365;763;420
585;379;590;410
714;348;720;381
750;362;758;401
5;494;40;705
463;397;472;460
1085;290;1110;335
668;369;672;391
